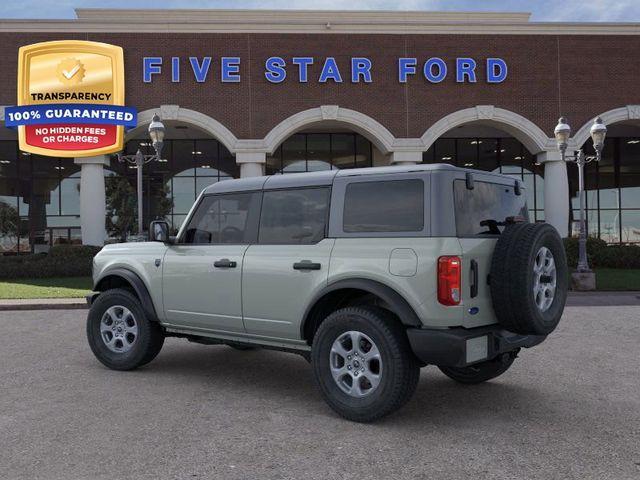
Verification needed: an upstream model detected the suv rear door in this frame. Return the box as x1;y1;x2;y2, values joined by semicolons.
242;187;334;340
453;175;529;327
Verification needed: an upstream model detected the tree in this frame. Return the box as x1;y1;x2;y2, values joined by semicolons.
151;180;173;225
105;176;137;242
0;201;20;251
0;201;19;235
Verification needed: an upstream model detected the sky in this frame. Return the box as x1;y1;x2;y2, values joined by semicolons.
0;0;639;22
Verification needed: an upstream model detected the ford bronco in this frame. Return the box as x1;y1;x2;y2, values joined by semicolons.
87;164;567;422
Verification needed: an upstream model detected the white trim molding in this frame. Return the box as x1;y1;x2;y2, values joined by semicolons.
263;106;396;155
128;106;239;154
2;9;640;35
572;105;640;148
421;106;554;154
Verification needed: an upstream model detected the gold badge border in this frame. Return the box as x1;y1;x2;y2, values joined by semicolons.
17;40;125;158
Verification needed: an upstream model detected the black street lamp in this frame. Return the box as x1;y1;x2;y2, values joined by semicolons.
117;113;166;237
554;116;607;277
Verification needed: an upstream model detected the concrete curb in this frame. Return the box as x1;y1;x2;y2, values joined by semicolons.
0;298;88;311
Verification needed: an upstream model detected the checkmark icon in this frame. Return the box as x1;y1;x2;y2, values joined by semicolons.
62;64;80;79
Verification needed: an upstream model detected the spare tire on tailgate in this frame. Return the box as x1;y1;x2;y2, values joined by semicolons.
490;222;568;335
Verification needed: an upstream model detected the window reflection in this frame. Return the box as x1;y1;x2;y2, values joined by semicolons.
423;136;544;224
266;133;374;174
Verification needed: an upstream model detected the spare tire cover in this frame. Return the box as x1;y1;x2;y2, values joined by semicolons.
490;223;568;335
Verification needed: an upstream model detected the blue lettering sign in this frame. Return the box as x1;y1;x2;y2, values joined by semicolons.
398;58;417;83
351;58;372;83
292;57;314;82
265;57;287;83
487;58;508;83
171;57;180;83
189;57;211;83
456;58;477;83
143;57;162;83
141;55;508;85
221;57;241;83
319;57;342;83
424;58;447;83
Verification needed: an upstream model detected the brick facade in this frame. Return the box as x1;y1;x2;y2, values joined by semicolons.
0;32;638;140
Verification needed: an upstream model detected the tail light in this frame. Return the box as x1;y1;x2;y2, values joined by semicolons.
438;256;461;306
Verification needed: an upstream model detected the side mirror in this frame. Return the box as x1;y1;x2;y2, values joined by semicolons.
150;220;170;243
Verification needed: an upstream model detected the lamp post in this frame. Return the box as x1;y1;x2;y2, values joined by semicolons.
117;114;166;238
554;116;607;275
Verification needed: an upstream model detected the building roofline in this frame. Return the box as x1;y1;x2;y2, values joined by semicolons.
73;9;533;24
0;9;639;35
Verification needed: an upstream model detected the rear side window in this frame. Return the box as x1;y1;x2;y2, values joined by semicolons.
343;179;424;233
454;180;529;236
259;188;330;244
183;192;261;244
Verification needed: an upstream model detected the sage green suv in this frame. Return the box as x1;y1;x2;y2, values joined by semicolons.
87;164;568;422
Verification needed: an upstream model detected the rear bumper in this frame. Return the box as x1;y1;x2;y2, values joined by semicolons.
406;324;546;368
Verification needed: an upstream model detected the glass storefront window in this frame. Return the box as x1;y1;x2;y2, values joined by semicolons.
499;138;523;174
332;134;356;169
172;177;196;215
265;132;373;174
456;138;478;168
307;134;331;172
196;176;218;195
621;210;640;244
173;140;195;177
599;210;620;244
478;138;499;171
60;177;80;216
434;138;455;164
0;141;18;177
355;135;372;168
282;134;307;173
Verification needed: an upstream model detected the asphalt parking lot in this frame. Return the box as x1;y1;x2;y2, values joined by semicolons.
1;307;639;480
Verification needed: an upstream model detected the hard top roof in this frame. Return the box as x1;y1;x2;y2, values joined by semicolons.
201;163;515;195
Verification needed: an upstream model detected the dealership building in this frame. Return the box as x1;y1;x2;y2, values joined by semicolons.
0;8;640;251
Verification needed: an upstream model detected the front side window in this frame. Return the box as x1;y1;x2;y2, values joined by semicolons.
343;179;424;233
259;188;330;244
454;180;528;236
183;192;260;244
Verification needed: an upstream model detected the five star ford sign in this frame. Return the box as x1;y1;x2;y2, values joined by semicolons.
4;40;137;157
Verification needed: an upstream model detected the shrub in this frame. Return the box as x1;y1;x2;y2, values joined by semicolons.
563;236;640;269
0;245;101;279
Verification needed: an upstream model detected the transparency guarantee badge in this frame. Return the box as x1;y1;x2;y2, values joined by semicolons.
5;40;136;157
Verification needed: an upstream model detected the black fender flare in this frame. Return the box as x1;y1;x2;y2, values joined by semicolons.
92;268;159;322
301;278;422;339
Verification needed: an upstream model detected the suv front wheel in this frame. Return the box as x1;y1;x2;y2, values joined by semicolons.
312;306;420;422
87;288;165;371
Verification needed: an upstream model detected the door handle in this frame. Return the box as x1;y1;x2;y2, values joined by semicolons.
293;260;321;271
213;258;237;268
470;259;479;298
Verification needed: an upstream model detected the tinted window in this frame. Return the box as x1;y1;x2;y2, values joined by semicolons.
454;180;529;236
183;192;260;244
259;188;330;244
343;180;424;233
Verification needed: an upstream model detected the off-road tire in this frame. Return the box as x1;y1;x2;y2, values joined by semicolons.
438;353;516;384
87;288;164;371
490;223;568;335
312;306;420;423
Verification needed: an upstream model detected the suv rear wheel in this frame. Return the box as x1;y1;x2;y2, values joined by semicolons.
312;306;419;423
87;288;164;371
